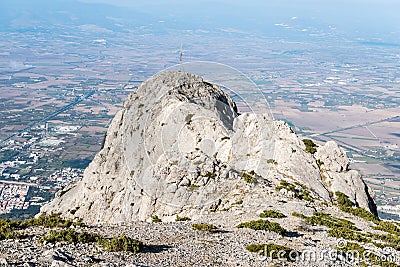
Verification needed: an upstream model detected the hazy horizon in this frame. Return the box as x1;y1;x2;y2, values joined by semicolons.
1;0;400;42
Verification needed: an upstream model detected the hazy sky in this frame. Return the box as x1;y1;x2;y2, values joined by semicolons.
79;0;400;40
78;0;400;24
1;0;399;42
80;0;400;6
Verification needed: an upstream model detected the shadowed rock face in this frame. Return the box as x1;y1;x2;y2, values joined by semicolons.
41;71;377;225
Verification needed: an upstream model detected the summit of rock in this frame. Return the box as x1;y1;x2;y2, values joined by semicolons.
41;71;377;225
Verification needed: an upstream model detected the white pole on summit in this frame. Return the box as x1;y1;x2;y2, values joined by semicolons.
179;43;183;72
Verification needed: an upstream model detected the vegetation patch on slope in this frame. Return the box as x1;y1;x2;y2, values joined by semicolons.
237;219;287;236
302;139;317;154
192;223;217;232
276;180;314;201
335;192;379;223
0;213;143;253
259;209;286;219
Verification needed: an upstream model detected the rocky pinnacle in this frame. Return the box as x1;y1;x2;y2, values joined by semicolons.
41;71;377;225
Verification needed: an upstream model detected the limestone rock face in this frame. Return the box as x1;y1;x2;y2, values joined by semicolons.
315;141;349;172
315;141;377;215
41;71;377;224
323;170;378;215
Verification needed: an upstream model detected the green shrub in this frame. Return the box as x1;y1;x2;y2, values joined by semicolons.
69;207;80;215
292;212;307;219
266;159;275;164
374;221;400;236
0;213;86;241
2;214;145;254
21;213;85;228
40;229;99;244
293;196;399;252
246;243;266;253
348;207;379;223
335;192;379;223
203;172;217;179
192;223;217;232
234;199;243;205
305;212;359;231
0;220;22;240
302;139;317;154
240;171;257;183
259;210;286;219
185;114;194;124
335;191;354;208
328;227;370;243
338;242;398;267
41;230;143;253
237;219;287;236
371;232;400;250
276;180;294;191
326;223;400;251
175;215;191;222
188;184;200;191
151;215;162;223
98;234;142;253
276;180;314;201
246;243;297;261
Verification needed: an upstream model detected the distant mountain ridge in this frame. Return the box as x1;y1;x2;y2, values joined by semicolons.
0;0;153;32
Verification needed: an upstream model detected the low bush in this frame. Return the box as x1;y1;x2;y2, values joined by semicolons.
335;191;353;208
0;213;85;241
0;220;21;240
185;114;194;124
276;180;313;202
1;214;144;253
234;199;243;205
302;139;317;154
259;210;286;219
188;184;200;191
305;212;359;231
240;171;257;184
292;212;307;219
338;242;398;267
175;215;191;222
374;221;400;236
347;207;379;223
293;201;399;252
192;223;217;232
98;234;143;253
40;228;99;244
328;227;370;243
41;229;143;253
237;219;287;236
21;213;85;228
202;172;217;179
371;232;400;250
335;192;379;223
151;215;162;223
